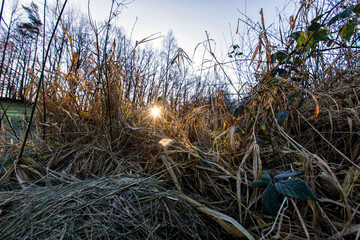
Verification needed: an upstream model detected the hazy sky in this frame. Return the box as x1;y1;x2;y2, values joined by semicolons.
75;0;296;62
16;0;296;63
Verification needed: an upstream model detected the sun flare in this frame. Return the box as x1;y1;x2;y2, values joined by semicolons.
150;106;161;118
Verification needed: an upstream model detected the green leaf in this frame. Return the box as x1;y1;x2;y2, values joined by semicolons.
329;5;356;26
354;4;360;13
290;31;301;40
287;91;302;108
312;28;328;42
262;183;279;216
260;122;266;131
260;171;272;181
274;50;287;63
311;14;324;23
251;180;270;187
276;110;290;126
161;155;172;165
294;58;303;65
245;117;255;133
340;5;356;19
275;178;318;201
256;137;266;146
233;105;245;118
328;13;340;26
308;22;321;31
340;20;356;41
296;32;308;47
271;54;276;63
272;68;288;77
326;40;334;47
298;97;306;108
273;171;302;180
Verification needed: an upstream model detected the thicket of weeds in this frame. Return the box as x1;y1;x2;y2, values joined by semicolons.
1;0;360;239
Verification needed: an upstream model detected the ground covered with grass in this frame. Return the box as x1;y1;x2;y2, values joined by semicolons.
0;101;33;144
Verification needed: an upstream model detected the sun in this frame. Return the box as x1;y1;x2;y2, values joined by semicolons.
150;106;161;118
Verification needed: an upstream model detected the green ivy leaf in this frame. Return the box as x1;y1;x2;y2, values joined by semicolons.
260;171;272;181
276;110;290;126
340;20;356;41
251;180;270;187
273;171;302;180
262;183;279;216
275;178;318;201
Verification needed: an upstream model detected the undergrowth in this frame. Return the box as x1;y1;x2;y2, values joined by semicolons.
0;0;360;239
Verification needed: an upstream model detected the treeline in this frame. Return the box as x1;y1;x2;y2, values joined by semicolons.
0;1;230;109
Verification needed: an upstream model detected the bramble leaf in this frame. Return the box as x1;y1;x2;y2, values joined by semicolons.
273;171;302;180
251;180;270;187
262;183;279;216
275;178;318;201
260;171;272;181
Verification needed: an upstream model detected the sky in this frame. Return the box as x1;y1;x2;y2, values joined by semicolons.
11;0;297;64
76;0;296;63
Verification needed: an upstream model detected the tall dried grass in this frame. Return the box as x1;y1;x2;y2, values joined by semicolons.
1;0;360;239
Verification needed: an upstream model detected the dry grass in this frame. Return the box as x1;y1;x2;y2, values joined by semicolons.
1;1;360;239
0;175;240;239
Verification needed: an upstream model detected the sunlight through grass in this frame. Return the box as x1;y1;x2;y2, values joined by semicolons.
150;106;161;118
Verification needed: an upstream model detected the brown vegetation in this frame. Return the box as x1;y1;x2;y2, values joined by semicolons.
0;0;360;239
